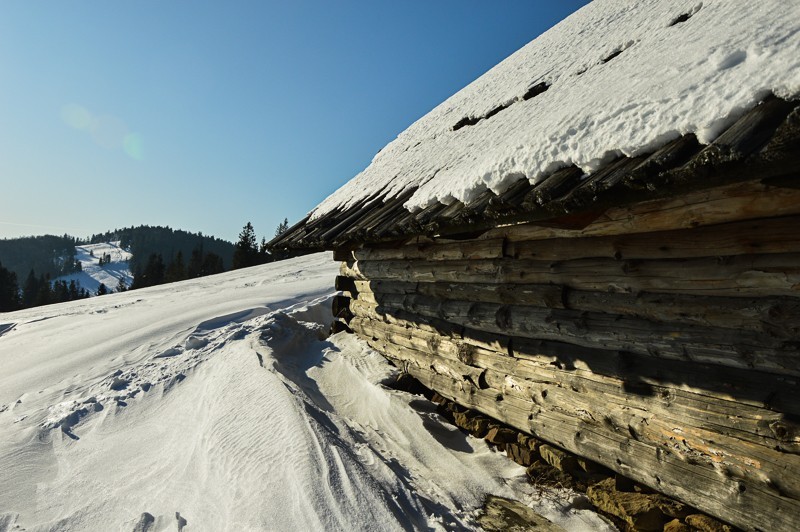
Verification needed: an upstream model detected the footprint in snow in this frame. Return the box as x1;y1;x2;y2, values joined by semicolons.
131;512;154;532
154;347;182;359
110;377;129;391
176;512;188;531
184;336;208;350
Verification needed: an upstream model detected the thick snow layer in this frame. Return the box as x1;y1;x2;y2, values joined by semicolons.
57;241;133;294
312;0;800;217
0;253;612;531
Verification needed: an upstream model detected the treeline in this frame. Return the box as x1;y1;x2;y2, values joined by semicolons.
88;225;235;273
0;234;81;281
0;220;297;312
129;220;288;289
0;263;93;311
130;247;225;289
232;221;273;268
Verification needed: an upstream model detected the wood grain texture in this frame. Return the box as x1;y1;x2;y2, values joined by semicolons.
368;338;800;532
335;177;800;531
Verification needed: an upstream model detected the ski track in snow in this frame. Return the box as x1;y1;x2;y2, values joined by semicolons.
0;252;612;531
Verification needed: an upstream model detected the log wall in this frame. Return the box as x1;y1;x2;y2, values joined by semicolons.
334;179;800;532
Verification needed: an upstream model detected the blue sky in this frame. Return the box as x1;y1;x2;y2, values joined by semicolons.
0;1;589;243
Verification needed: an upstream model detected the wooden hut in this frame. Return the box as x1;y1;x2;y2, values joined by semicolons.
270;2;800;530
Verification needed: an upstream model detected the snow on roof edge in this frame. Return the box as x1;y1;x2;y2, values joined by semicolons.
309;0;800;221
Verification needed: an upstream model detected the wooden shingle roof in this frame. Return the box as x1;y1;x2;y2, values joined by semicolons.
270;96;800;252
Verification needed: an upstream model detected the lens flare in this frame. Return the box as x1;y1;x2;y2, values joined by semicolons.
123;133;144;160
90;114;127;150
61;103;143;159
60;104;92;130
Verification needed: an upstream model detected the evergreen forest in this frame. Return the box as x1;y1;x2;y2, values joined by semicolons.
0;235;81;281
0;222;291;312
88;225;236;273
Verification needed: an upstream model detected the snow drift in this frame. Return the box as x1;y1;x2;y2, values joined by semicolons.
0;253;611;531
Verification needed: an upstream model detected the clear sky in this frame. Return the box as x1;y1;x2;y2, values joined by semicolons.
0;1;589;243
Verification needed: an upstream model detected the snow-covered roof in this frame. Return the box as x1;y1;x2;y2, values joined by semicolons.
274;0;800;250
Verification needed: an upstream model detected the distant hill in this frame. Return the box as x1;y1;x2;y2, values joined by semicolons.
0;226;236;311
0;234;80;281
0;225;235;290
87;226;235;273
57;242;133;295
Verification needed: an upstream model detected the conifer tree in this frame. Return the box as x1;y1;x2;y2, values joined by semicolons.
202;252;225;276
53;280;69;303
275;218;289;237
35;274;52;306
131;253;165;289
187;246;204;279
69;280;79;300
165;251;186;283
22;270;39;308
232;222;258;269
0;262;20;311
96;283;108;296
115;277;127;293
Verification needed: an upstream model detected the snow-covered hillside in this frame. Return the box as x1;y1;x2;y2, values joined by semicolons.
0;253;610;531
58;241;133;294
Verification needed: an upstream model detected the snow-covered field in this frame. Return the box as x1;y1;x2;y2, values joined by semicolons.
57;242;133;294
0;252;611;531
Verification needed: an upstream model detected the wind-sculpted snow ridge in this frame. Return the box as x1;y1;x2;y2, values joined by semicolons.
311;0;800;218
0;253;612;531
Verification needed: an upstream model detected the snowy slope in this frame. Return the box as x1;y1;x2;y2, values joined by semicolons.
57;241;133;294
312;0;800;217
0;253;611;531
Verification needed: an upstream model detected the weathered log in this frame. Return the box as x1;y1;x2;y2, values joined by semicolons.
350;278;800;335
331;295;353;323
358;313;800;416
334;274;357;294
350;294;797;374
628;134;701;181
330;320;352;334
353;280;419;296
528;166;585;206
479;364;800;475
350;316;464;363
362;333;485;389
348;188;418;238
480;362;800;502
343;253;800;298
355;215;800;262
339;260;355;277
695;96;796;166
388;354;800;532
563;289;800;337
477;180;800;242
350;315;800;450
333;248;353;262
355;238;505;262
506;215;800;261
316;195;381;244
